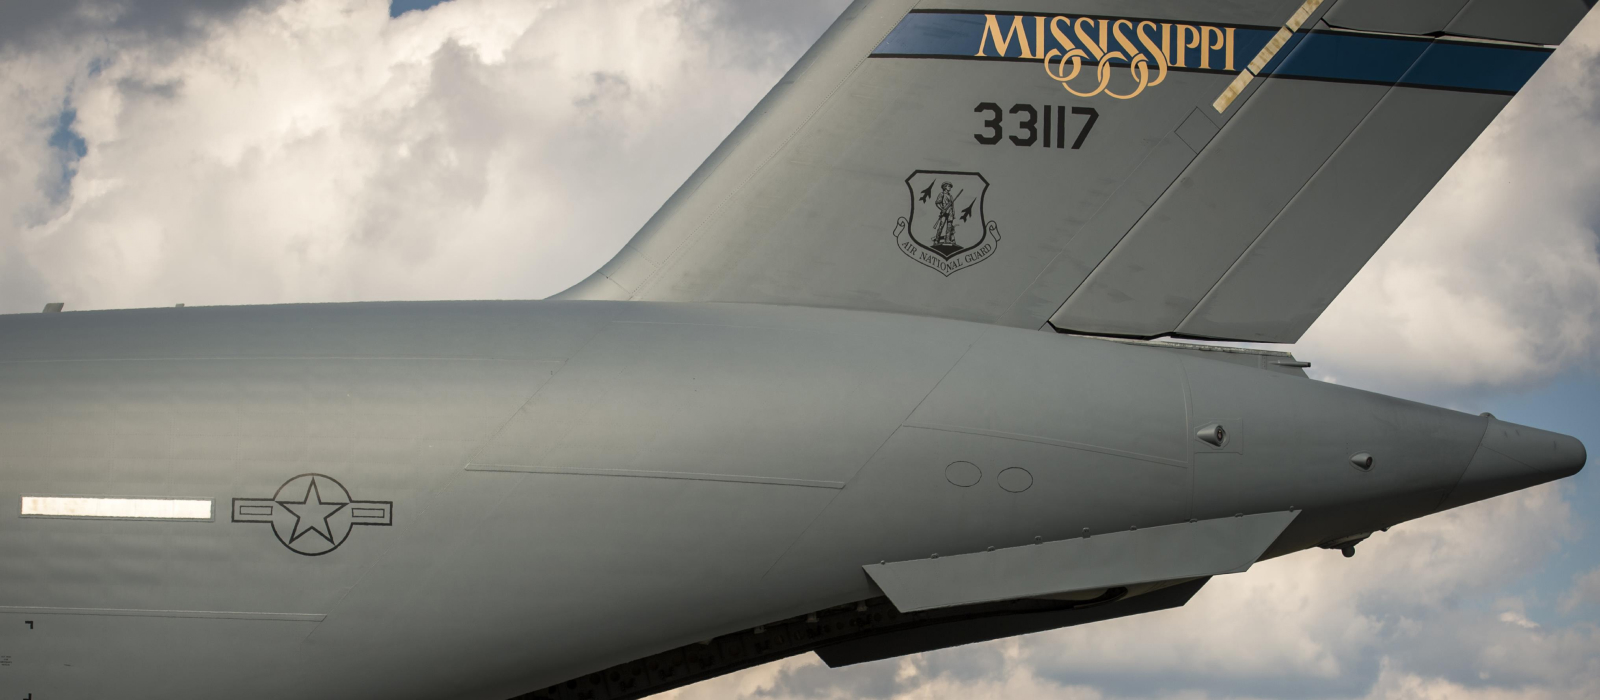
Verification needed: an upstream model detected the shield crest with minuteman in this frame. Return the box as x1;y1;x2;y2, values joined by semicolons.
892;170;1001;276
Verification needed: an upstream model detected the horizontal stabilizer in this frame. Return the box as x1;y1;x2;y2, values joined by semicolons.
864;511;1297;613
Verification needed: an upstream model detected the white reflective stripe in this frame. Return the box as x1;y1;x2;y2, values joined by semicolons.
21;496;213;520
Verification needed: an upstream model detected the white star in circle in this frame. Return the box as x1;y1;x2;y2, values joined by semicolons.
277;478;349;546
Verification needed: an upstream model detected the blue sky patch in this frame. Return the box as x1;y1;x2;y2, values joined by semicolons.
49;107;87;161
45;106;87;205
390;0;453;18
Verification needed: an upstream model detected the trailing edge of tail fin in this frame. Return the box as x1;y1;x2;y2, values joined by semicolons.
558;0;1586;344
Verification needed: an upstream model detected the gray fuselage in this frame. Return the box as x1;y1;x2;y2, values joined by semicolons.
0;301;1582;699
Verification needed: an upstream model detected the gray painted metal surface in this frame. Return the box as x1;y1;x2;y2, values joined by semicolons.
1449;0;1592;45
1;1;1595;698
1177;87;1512;341
560;0;1317;330
1325;0;1472;35
865;512;1297;612
0;300;1585;699
559;0;1582;343
1053;77;1391;338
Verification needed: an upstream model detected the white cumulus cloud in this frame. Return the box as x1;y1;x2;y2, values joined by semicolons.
0;0;848;314
1301;10;1600;398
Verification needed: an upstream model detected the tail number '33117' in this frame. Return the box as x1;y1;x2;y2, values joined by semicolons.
975;102;1098;150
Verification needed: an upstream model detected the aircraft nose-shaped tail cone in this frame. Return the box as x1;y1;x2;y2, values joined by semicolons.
1439;418;1587;511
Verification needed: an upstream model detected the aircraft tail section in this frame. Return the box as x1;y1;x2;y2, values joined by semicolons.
559;0;1587;343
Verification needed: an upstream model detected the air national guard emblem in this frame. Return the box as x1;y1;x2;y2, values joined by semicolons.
233;474;393;556
892;171;1001;276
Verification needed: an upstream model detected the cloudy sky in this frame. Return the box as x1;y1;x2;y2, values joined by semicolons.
3;1;1598;698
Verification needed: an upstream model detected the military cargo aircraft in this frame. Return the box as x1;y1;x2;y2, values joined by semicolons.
1;0;1592;698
